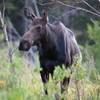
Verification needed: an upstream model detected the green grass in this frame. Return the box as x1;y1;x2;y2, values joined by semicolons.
0;29;100;100
0;42;100;100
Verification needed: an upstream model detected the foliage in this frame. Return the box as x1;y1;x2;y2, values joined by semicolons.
87;21;100;73
0;44;100;100
70;15;92;31
87;21;100;43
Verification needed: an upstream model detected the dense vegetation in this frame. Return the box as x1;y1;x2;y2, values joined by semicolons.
0;0;100;100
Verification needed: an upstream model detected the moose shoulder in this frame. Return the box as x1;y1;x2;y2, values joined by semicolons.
18;8;81;94
39;21;80;67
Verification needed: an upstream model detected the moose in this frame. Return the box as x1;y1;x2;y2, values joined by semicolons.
18;8;81;94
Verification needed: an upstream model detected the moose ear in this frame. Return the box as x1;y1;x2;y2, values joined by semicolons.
42;10;48;25
24;7;36;20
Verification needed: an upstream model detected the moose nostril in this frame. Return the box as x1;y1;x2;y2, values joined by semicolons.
18;42;24;50
24;42;29;49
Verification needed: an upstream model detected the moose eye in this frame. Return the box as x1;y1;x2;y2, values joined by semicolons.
36;26;42;32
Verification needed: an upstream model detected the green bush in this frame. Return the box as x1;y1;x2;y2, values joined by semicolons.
87;21;100;73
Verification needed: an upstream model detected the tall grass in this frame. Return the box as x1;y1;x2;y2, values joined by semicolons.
0;44;100;100
0;21;100;99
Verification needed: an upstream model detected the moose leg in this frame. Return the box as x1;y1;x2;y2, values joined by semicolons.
40;69;49;94
61;77;70;93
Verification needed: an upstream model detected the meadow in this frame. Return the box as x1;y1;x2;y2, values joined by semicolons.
0;22;100;100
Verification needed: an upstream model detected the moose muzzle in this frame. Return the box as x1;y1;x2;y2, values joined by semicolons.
18;40;32;51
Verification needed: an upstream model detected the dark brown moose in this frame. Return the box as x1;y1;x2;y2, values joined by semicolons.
19;8;81;94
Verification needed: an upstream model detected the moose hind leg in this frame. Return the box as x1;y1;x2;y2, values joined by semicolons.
61;77;70;93
40;69;49;94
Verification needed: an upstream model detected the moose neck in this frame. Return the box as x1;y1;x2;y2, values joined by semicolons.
40;23;57;51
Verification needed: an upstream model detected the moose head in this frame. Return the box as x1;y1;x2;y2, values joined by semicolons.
19;8;48;51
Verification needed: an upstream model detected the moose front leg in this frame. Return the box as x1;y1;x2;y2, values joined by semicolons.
40;68;49;94
60;77;70;93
